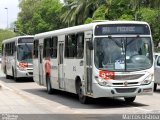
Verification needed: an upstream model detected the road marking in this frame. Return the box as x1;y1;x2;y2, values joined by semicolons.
0;83;14;91
122;103;152;112
131;106;152;112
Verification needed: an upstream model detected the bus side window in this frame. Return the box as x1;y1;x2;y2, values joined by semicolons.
33;40;39;58
65;34;76;58
50;37;58;58
43;38;51;58
6;43;9;56
65;33;84;59
157;57;160;66
2;44;4;56
77;33;84;58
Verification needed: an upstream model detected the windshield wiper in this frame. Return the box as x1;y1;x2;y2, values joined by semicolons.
126;35;140;46
25;43;32;52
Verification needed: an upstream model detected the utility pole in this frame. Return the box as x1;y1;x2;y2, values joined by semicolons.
5;7;8;29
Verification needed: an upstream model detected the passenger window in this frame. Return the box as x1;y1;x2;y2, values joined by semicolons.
43;37;58;58
157;57;160;66
2;44;4;56
43;38;51;58
50;37;58;58
77;33;84;58
65;34;76;58
33;40;39;58
65;32;84;59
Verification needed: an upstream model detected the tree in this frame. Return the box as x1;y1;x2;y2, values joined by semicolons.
0;29;17;53
16;0;64;34
62;0;112;26
15;0;160;47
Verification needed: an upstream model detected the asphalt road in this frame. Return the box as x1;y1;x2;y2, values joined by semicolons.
0;66;160;120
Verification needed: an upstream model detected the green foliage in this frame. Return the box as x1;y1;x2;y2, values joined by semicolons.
15;0;160;47
0;29;17;53
61;0;160;47
138;8;160;45
16;0;64;35
119;14;134;20
92;5;107;20
84;18;93;24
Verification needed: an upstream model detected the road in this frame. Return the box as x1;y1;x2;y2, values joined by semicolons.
0;67;160;119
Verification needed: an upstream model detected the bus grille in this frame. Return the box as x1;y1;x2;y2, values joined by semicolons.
115;88;137;93
113;82;138;86
114;74;144;80
28;72;33;75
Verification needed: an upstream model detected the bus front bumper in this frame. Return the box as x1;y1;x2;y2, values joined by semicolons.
16;68;33;78
91;82;154;98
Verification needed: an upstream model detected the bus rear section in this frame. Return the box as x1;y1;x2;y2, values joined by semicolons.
1;36;34;80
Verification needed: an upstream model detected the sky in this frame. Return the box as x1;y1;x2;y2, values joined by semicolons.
0;0;64;29
0;0;19;29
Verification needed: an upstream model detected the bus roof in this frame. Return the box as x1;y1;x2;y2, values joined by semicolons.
2;35;34;44
34;21;150;39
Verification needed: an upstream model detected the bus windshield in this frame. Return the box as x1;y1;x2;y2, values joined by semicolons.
17;44;33;63
94;37;153;71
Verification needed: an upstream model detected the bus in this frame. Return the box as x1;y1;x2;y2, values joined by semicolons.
33;21;154;104
1;36;34;81
154;52;160;91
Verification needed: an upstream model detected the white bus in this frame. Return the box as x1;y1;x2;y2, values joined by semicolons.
1;36;34;81
154;52;160;91
33;21;154;104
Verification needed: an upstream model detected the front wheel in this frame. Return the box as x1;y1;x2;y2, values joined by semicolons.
124;97;136;103
12;68;17;81
77;81;89;104
154;83;157;91
5;66;10;79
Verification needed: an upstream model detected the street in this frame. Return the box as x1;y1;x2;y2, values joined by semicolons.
0;66;160;120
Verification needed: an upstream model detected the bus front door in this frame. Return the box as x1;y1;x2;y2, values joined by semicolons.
58;42;65;89
85;31;93;94
38;44;44;85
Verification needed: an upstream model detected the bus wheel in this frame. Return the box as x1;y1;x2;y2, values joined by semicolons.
5;67;10;79
77;81;88;104
124;97;136;103
6;75;10;79
46;76;53;94
154;83;157;91
12;68;18;81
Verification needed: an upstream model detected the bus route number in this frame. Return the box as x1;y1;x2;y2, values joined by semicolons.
73;66;76;71
99;70;115;80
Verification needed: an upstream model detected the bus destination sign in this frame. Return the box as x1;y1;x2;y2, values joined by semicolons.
18;38;34;43
95;24;150;35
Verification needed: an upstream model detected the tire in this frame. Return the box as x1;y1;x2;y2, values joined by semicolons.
6;75;10;79
5;67;10;79
77;80;89;104
124;97;136;103
12;68;18;81
46;76;53;94
154;83;157;91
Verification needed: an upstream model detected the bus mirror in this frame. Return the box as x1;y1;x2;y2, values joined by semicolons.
87;41;93;50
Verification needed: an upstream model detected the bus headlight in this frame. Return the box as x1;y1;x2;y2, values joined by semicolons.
141;74;153;85
95;76;108;86
17;62;28;71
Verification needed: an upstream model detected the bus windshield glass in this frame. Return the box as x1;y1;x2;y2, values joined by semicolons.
94;37;153;71
17;44;33;63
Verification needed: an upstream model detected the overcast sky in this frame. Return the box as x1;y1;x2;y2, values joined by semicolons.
0;0;19;29
0;0;64;29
